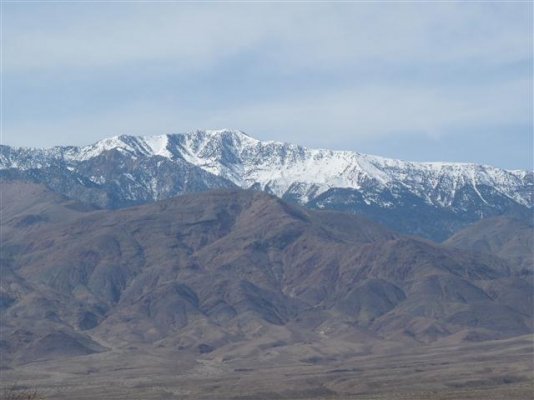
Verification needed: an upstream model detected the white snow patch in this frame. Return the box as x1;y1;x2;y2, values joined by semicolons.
141;135;172;159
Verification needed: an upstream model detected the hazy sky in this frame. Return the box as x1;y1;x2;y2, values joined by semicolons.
2;2;532;169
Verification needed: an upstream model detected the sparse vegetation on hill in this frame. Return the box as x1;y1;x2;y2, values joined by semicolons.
1;385;45;400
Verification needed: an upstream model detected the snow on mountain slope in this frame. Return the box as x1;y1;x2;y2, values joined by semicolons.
170;130;531;208
1;129;531;211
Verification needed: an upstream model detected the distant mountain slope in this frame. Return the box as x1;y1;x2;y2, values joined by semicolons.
1;183;531;364
444;216;533;271
1;129;531;239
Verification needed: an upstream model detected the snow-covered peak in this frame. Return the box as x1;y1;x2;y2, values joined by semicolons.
70;135;135;160
64;134;173;161
155;130;530;207
1;130;531;210
176;129;259;153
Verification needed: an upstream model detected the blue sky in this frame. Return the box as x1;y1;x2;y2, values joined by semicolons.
2;1;532;169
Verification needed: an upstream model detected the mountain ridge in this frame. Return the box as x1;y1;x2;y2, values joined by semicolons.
1;181;531;366
1;129;531;240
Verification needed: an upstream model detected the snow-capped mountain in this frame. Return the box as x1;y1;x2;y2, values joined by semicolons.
1;129;531;240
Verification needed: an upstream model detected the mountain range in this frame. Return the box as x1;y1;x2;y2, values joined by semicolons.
1;181;532;367
1;129;532;240
1;131;533;399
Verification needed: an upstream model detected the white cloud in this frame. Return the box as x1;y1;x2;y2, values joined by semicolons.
5;76;528;150
201;77;529;145
4;2;530;72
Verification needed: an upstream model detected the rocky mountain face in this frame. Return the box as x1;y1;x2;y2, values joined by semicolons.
444;216;533;271
1;129;531;240
1;181;532;365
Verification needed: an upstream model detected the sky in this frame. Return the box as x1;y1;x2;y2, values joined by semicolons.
2;1;532;170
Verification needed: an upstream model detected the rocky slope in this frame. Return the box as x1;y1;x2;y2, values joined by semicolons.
1;129;531;240
1;181;531;365
444;216;533;271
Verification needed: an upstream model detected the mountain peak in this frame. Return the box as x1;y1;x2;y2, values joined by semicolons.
181;129;260;148
195;128;251;137
1;129;531;240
